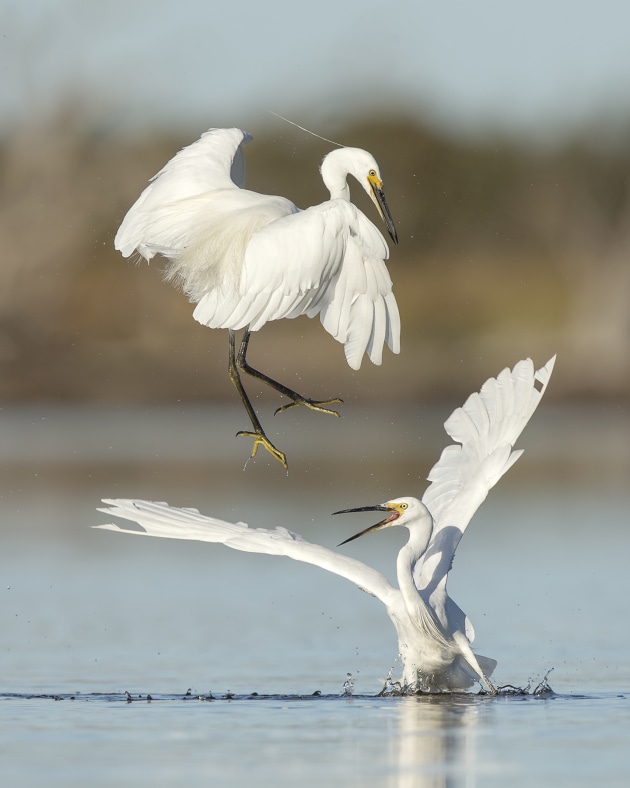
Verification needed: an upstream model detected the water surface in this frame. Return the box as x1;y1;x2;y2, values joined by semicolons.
1;404;628;786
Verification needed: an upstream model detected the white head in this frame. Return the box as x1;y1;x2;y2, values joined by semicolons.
334;497;433;546
320;147;398;244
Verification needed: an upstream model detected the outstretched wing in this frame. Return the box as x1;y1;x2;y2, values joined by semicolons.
96;499;396;606
194;199;400;369
115;128;251;260
414;356;555;625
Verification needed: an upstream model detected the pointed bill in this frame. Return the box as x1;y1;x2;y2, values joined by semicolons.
367;173;398;245
333;503;402;546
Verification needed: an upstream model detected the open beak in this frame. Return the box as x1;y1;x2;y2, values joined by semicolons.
368;173;398;245
333;504;402;546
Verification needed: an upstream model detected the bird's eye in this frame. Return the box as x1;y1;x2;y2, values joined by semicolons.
369;169;377;177
400;503;408;510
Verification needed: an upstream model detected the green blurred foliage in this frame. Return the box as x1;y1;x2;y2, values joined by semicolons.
0;111;627;403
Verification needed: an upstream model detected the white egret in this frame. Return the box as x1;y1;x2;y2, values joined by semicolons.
115;128;400;468
96;356;554;693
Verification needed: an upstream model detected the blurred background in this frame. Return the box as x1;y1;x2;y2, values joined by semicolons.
1;1;630;698
1;0;629;407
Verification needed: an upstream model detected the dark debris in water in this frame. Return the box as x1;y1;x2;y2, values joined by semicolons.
0;684;561;705
0;672;605;705
0;691;337;703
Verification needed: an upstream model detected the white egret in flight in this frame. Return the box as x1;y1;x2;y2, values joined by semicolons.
96;356;554;693
115;128;400;468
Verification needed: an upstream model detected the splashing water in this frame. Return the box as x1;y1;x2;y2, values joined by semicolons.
377;668;404;697
532;668;555;696
341;673;354;696
375;667;556;698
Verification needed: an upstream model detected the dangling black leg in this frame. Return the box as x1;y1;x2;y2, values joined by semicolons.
228;329;287;468
236;328;343;417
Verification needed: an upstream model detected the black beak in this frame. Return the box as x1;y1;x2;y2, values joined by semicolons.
332;504;400;546
372;185;398;245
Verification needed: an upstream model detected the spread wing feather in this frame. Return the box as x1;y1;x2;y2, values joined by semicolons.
115;128;251;260
96;499;397;605
414;356;556;622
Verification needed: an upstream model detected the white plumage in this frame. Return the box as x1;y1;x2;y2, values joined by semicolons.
97;356;555;693
115;129;400;467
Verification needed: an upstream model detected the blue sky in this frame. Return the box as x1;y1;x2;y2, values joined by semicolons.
3;0;630;141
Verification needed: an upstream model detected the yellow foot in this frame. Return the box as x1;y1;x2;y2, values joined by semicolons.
274;397;343;417
237;430;288;469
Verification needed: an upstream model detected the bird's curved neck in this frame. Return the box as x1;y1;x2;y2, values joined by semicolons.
326;180;350;201
396;524;433;603
320;153;352;201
